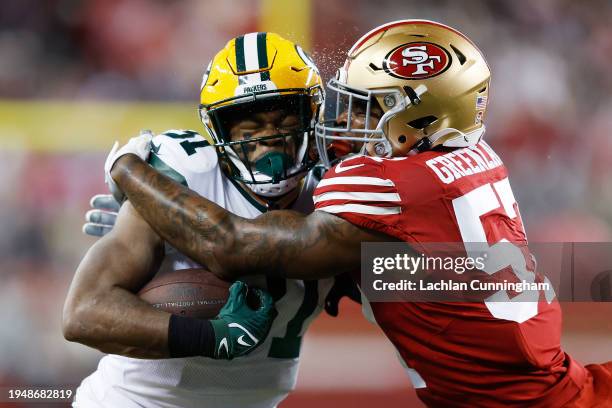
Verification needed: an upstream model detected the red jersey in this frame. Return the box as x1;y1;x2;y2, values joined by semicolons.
313;141;586;407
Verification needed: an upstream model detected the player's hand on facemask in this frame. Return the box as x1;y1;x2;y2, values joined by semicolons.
82;194;121;237
104;130;154;203
210;281;277;360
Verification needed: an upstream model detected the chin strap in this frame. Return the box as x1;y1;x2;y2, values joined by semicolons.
247;173;302;197
441;125;486;148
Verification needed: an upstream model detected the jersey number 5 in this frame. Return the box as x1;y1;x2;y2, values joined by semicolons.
452;177;553;323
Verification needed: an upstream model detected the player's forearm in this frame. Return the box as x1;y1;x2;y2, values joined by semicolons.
63;288;218;359
63;233;173;358
63;243;171;357
230;210;360;279
110;155;363;280
64;284;224;360
111;154;252;276
63;285;171;358
112;155;311;278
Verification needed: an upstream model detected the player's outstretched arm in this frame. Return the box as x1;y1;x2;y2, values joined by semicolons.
111;154;392;280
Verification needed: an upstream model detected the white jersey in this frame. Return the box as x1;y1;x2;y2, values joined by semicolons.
75;130;334;408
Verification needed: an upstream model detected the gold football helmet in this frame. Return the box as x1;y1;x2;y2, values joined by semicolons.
315;20;491;167
199;32;324;196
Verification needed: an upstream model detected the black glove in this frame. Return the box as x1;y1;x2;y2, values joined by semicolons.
324;272;361;317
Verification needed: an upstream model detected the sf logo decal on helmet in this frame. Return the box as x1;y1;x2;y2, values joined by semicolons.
383;42;451;79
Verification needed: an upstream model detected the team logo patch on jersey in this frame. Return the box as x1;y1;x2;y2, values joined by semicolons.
383;42;451;80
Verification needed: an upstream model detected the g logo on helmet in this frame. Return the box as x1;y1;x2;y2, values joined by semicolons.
383;42;452;80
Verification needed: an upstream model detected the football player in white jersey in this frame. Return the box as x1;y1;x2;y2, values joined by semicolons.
63;32;341;408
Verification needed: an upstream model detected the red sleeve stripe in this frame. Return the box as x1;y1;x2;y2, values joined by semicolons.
316;203;402;215
316;176;395;188
313;191;401;204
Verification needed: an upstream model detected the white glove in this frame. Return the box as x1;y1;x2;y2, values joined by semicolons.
82;194;120;237
104;131;153;203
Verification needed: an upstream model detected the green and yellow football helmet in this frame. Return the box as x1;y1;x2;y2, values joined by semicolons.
315;20;491;167
199;32;324;197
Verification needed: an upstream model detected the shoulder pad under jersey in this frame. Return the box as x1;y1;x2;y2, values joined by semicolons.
148;129;218;188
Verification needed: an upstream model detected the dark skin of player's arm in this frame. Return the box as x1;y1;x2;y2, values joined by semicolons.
62;202;172;358
111;154;394;281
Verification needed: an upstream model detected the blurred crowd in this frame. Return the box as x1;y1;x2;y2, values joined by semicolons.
1;0;611;398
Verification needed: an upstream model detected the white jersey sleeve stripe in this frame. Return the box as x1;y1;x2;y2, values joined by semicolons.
313;191;401;204
316;176;396;188
316;204;402;215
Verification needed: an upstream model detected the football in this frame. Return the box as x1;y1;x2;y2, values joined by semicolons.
138;268;231;319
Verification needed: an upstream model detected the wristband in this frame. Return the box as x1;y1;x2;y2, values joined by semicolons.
167;314;215;358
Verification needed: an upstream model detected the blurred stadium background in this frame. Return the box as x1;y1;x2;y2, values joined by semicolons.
1;0;611;407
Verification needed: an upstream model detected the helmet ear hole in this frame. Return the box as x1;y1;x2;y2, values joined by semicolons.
407;115;438;130
398;135;407;143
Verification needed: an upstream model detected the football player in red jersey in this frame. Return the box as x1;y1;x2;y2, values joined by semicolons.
106;20;612;407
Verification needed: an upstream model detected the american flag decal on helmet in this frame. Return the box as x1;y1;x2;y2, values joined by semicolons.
476;95;488;110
